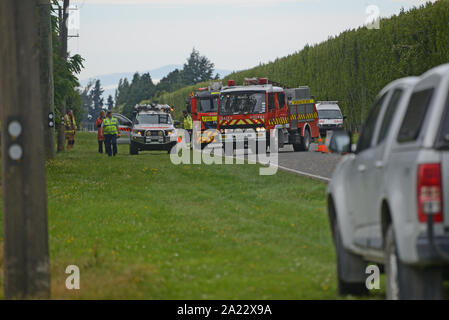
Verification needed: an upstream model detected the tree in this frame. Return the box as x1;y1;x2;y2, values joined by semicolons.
56;0;70;152
90;79;104;116
80;81;93;122
156;69;186;93
182;48;215;84
107;95;114;110
37;0;56;159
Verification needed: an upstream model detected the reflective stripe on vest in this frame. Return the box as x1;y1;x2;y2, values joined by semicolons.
104;118;118;135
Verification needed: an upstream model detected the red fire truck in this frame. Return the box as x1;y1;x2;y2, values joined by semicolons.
188;82;222;145
217;78;320;152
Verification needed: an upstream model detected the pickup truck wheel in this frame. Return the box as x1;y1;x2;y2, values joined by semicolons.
334;219;368;296
130;141;138;155
385;226;443;300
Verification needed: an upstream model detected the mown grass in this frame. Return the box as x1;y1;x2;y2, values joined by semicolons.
0;132;384;299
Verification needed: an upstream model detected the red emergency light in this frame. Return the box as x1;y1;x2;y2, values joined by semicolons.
228;80;235;86
259;78;268;85
198;87;208;91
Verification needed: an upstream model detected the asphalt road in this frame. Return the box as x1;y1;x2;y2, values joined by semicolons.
231;143;342;182
274;144;343;182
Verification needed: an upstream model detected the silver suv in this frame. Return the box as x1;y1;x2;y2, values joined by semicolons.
327;64;449;299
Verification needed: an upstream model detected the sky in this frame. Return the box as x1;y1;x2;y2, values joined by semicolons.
68;0;436;80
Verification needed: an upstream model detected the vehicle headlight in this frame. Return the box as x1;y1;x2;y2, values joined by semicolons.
158;130;164;136
146;131;152;137
256;127;266;132
134;130;143;136
166;130;173;136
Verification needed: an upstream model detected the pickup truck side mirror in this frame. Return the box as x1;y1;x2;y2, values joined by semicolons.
174;120;181;128
328;129;352;154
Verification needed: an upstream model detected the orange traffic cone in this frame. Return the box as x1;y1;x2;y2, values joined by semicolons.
316;136;329;153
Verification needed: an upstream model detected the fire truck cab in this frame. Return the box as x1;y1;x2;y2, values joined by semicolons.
217;78;320;152
189;82;222;145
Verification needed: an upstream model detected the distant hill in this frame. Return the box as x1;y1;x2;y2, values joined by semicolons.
80;65;233;100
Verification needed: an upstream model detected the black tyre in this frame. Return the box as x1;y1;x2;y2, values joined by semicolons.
333;218;368;296
302;128;311;151
130;141;139;155
385;226;444;300
167;142;177;154
292;129;311;152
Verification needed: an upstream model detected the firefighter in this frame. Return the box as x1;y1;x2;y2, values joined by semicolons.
102;111;119;157
64;109;77;150
96;110;106;153
183;110;193;147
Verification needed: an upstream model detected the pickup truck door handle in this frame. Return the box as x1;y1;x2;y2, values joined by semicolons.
357;164;366;172
375;161;384;169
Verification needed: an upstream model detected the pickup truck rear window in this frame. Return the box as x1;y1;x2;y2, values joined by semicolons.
397;88;434;143
377;88;403;144
435;92;449;150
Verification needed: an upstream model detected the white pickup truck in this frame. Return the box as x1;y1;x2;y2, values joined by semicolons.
327;63;449;299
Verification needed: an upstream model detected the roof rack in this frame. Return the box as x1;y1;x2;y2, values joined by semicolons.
133;104;173;113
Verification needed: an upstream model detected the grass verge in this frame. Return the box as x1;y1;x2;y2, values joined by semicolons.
0;132;384;299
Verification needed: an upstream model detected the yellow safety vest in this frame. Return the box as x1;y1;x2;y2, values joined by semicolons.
64;114;76;134
184;115;193;130
103;117;118;135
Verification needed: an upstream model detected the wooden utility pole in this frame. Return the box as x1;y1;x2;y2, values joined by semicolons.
57;0;69;152
37;0;56;159
0;0;50;298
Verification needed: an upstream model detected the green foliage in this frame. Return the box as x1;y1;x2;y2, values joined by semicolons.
106;95;114;111
115;49;217;118
144;81;212;120
91;79;104;110
158;1;449;130
115;72;156;119
182;48;215;84
51;11;84;126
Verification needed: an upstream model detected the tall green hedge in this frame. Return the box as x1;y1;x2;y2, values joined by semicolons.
157;1;449;129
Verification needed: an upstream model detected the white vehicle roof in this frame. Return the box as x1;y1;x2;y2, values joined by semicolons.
138;111;172;117
221;84;284;94
316;101;342;111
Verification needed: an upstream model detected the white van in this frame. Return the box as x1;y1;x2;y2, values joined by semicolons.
315;101;344;137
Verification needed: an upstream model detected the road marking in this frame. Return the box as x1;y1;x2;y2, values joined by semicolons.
216;150;331;183
272;164;330;183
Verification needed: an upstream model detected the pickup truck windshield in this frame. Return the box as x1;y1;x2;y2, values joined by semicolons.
199;96;219;113
318;109;342;119
136;114;172;125
219;91;266;115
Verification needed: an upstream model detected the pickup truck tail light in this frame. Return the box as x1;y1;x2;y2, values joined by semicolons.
417;163;443;223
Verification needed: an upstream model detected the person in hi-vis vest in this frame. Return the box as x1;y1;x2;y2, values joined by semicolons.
102;111;119;157
64;109;77;150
